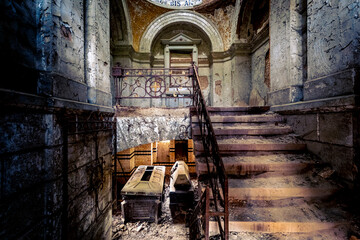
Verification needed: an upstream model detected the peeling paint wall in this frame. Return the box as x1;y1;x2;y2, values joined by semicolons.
202;5;235;51
304;0;360;101
0;1;113;239
269;0;290;92
127;0;169;52
251;41;270;105
53;0;85;83
0;1;39;93
117;116;190;151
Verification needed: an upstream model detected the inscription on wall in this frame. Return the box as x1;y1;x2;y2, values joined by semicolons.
148;0;202;8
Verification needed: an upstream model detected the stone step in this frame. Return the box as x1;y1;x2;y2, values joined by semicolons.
221;229;348;240
210;221;345;235
209;198;348;235
197;173;339;201
227;173;339;200
195;154;316;177
213;135;304;144
191;114;285;124
190;106;270;116
192;125;293;136
194;142;306;156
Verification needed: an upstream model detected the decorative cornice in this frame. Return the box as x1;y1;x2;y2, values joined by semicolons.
112;26;269;64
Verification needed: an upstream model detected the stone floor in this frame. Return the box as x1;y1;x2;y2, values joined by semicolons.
112;178;360;240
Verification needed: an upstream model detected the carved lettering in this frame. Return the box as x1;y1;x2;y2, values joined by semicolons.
149;0;201;8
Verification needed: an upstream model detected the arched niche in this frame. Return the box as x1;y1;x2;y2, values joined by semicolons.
150;23;212;68
139;10;224;53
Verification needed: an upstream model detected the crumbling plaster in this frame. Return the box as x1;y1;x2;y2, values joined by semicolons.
116;108;191;151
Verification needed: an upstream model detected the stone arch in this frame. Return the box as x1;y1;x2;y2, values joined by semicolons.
139;10;224;53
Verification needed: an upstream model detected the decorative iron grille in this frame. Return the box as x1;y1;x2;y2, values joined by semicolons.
112;65;194;107
190;63;229;240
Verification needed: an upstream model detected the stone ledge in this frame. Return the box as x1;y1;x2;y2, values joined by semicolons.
0;88;114;113
270;95;359;114
304;68;359;101
268;86;303;106
53;75;88;102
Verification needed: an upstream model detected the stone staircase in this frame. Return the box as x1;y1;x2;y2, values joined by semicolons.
191;107;353;239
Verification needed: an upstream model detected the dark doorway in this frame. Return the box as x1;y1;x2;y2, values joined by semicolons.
170;49;193;68
175;140;188;161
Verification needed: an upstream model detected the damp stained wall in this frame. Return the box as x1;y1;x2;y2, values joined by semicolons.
0;1;114;239
305;0;360;101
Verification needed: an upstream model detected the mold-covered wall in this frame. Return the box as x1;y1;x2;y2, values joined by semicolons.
112;0;242;107
53;0;85;84
270;0;360;184
231;54;252;106
269;0;290;92
0;1;39;93
202;5;236;51
126;0;169;52
0;109;113;240
305;0;360;101
117;115;190;151
250;41;270;105
0;1;114;239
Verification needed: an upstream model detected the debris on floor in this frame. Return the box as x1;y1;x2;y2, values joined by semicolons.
112;181;197;240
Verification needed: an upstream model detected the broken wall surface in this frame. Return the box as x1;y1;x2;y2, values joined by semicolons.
271;0;360;184
250;41;270;106
112;0;250;107
0;109;113;240
269;0;290;93
231;54;252;106
305;0;360;100
116;108;191;151
0;1;113;239
272;97;359;182
0;0;39;93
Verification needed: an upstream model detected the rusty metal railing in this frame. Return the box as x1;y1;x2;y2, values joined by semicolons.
112;64;194;107
111;63;228;239
189;63;229;240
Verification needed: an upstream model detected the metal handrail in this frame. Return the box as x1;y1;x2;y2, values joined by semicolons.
190;62;229;240
111;63;229;238
112;65;194;106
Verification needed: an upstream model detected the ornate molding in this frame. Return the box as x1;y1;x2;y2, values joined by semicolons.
139;10;224;53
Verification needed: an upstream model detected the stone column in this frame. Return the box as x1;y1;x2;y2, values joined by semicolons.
192;44;198;66
289;0;306;102
85;0;98;104
164;44;170;68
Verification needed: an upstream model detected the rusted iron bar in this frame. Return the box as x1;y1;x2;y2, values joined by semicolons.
112;64;194;106
190;62;229;240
